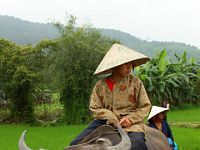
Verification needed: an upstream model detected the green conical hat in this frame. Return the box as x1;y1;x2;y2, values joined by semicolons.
94;43;150;75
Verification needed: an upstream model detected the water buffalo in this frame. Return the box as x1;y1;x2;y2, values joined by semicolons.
19;124;171;150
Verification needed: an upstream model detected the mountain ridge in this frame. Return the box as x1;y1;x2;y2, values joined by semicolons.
0;15;199;59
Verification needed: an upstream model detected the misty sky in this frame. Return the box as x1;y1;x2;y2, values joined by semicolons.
1;0;200;48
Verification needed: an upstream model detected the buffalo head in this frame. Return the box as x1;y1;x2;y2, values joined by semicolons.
19;124;131;150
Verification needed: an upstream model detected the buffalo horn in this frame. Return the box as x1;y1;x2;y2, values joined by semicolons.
19;130;32;150
106;124;131;150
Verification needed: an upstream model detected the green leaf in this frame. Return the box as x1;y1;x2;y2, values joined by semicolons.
158;49;168;73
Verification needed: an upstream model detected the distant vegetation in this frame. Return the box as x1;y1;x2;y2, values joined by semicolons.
100;29;200;60
0;15;200;61
0;15;58;44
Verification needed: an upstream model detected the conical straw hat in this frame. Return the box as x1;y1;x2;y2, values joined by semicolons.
147;106;169;121
94;43;150;75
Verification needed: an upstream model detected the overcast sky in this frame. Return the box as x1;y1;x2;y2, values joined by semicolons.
1;0;200;48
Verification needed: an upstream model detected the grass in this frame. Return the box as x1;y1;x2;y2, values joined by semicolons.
166;107;200;149
1;124;200;150
168;107;200;122
172;127;200;150
1;107;200;149
0;124;86;150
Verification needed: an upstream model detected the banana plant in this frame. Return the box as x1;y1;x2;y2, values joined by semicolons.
136;49;200;106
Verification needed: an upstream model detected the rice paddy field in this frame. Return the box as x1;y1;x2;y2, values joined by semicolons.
0;107;200;150
172;127;200;150
0;124;86;150
168;107;200;150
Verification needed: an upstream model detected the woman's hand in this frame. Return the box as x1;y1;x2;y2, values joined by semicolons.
119;117;132;128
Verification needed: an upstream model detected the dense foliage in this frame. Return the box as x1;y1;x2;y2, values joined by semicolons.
136;49;200;106
0;39;45;122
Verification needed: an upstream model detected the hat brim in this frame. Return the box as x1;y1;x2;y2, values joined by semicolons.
93;43;150;75
94;57;150;75
147;106;169;121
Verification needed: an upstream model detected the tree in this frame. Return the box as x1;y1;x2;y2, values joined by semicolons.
11;66;36;122
0;39;45;122
41;15;118;123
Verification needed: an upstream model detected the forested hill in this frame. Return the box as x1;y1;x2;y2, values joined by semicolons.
0;15;58;44
0;15;200;59
100;29;200;59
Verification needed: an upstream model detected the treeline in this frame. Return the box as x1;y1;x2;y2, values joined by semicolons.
0;16;200;124
1;15;200;61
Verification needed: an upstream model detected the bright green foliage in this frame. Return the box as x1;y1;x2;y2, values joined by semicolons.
136;49;200;106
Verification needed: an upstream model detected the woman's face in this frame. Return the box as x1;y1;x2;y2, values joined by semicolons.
113;62;133;77
153;113;164;122
157;113;164;121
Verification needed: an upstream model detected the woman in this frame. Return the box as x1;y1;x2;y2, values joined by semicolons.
148;106;178;150
70;43;151;150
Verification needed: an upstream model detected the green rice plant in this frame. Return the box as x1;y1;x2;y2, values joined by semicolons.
0;124;86;150
1;107;200;149
1;124;200;150
168;108;200;122
172;127;200;150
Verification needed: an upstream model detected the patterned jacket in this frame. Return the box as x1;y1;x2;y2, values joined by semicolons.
89;74;151;133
